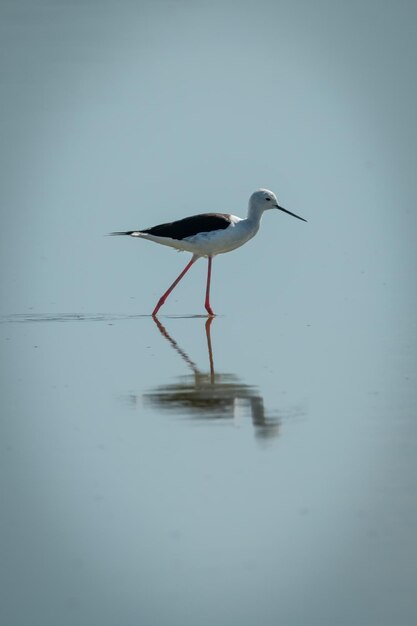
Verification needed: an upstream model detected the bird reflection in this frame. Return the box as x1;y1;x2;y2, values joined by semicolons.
142;317;280;440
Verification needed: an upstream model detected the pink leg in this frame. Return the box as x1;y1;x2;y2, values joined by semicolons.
205;256;215;316
205;316;215;380
152;255;197;317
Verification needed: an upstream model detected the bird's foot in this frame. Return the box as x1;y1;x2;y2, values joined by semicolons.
152;297;165;317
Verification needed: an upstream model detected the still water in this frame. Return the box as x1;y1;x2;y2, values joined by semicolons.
1;309;416;626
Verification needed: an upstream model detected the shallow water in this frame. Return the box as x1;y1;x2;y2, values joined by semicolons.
1;308;416;626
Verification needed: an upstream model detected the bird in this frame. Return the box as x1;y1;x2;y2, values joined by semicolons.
111;189;306;317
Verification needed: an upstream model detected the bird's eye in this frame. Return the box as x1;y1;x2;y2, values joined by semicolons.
265;198;271;201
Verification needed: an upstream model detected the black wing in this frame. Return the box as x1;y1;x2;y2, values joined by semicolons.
142;213;232;240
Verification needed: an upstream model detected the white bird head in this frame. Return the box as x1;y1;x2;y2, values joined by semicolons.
249;189;306;222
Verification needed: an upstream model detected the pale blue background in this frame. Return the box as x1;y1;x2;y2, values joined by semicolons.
1;1;416;625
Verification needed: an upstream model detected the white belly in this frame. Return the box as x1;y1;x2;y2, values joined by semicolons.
140;217;258;257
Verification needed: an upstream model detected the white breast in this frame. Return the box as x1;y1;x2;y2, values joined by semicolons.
182;216;258;256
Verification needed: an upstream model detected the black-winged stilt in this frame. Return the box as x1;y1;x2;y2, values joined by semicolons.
111;189;306;316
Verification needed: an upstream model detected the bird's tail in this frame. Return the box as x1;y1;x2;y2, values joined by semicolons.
109;231;142;237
